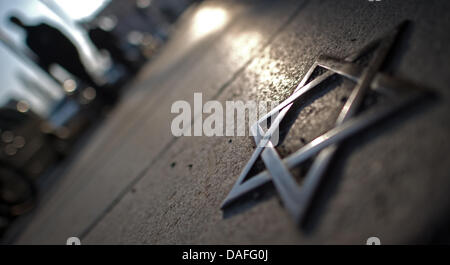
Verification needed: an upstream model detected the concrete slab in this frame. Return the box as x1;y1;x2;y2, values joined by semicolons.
16;0;450;244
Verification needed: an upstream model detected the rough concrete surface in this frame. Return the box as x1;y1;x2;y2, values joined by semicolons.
13;0;450;244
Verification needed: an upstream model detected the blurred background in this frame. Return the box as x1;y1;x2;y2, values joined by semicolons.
0;0;198;237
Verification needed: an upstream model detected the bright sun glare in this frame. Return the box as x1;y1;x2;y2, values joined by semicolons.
192;7;228;38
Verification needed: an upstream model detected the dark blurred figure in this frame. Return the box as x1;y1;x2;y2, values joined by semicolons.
88;25;138;73
8;15;97;88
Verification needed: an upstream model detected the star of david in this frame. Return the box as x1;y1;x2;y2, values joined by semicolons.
221;21;432;224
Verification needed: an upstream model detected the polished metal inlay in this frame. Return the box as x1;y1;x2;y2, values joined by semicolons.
221;22;432;225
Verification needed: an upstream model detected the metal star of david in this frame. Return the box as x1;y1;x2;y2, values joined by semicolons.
221;21;432;225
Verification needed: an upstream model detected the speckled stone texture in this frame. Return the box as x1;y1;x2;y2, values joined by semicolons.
15;0;450;244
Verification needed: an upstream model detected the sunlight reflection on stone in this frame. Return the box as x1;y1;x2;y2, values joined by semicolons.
191;7;228;39
226;31;262;64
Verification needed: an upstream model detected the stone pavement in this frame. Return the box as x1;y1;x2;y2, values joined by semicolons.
15;0;450;244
